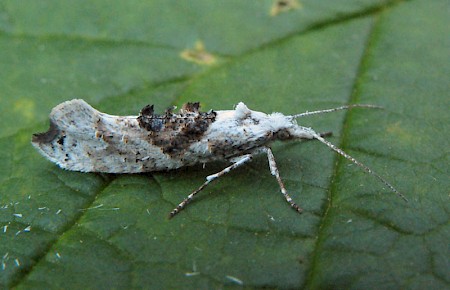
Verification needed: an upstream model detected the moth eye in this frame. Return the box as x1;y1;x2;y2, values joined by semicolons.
277;130;291;140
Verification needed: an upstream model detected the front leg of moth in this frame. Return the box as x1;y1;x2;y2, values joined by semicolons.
169;154;253;218
265;147;303;213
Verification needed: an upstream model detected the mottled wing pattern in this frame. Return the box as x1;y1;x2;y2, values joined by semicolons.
137;102;217;157
32;100;185;173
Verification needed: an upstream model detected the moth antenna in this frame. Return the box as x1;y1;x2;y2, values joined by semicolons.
291;104;382;119
313;134;408;202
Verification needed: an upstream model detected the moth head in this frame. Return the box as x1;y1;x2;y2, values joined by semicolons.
273;128;293;140
265;112;315;141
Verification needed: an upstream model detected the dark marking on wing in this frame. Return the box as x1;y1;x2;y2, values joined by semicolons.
182;102;200;112
137;102;216;156
95;117;132;160
32;120;60;144
138;104;164;132
57;135;66;146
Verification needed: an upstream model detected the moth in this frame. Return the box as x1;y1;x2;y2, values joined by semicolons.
32;99;406;218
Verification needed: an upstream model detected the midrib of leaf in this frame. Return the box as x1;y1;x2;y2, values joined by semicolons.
303;11;381;289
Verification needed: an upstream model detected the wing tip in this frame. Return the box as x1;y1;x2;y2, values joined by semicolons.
31;119;60;145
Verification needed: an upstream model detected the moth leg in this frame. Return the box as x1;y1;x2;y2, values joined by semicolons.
265;147;303;213
169;154;253;218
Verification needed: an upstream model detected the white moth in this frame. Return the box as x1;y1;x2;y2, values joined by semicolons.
32;99;406;218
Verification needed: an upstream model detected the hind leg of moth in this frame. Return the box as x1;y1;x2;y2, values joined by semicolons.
169;154;253;218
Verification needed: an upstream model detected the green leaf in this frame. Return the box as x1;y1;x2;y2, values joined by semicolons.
0;0;448;289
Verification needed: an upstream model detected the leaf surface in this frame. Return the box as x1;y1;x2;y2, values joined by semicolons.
0;0;448;289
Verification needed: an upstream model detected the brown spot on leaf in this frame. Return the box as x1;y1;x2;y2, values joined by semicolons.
270;0;301;16
180;41;216;65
